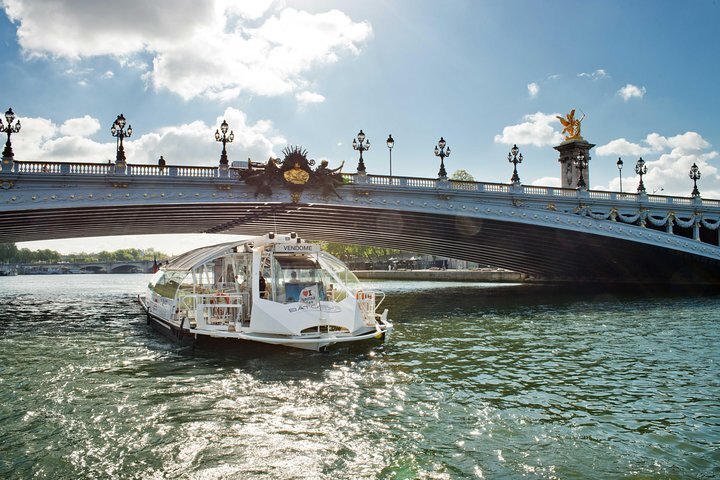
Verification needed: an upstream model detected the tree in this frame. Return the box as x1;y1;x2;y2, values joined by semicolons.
450;169;475;182
0;245;170;264
321;242;400;261
16;248;33;263
0;243;19;263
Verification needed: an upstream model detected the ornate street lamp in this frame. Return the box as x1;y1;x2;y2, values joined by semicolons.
635;157;647;193
110;113;132;164
386;134;394;177
573;153;588;189
616;157;624;192
353;129;370;173
507;144;523;184
0;108;22;158
434;137;450;179
214;119;234;167
689;162;701;197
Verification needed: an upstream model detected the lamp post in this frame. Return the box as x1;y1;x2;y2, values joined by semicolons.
434;137;450;179
110;113;132;164
386;134;394;177
507;144;523;184
0;108;21;159
214;119;234;167
689;162;701;197
616;157;624;192
573;153;588;189
353;129;370;174
635;157;647;194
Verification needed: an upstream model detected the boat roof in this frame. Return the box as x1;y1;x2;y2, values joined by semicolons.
164;240;245;271
162;233;315;272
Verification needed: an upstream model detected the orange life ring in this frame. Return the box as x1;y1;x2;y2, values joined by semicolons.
355;290;365;300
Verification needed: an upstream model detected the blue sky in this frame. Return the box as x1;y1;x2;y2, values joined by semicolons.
2;0;719;254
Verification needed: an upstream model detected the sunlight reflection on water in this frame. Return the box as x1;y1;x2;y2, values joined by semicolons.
0;275;719;479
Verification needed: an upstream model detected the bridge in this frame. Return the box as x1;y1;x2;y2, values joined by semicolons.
16;260;155;274
1;152;720;285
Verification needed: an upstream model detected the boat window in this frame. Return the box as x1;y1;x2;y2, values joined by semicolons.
148;270;188;298
192;262;215;290
317;252;361;301
269;254;328;304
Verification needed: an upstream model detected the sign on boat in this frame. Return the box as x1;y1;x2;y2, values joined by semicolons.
138;232;392;351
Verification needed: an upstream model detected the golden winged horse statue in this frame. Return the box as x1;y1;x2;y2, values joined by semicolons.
557;109;585;140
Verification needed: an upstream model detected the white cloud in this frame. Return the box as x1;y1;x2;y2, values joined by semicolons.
13;108;285;165
13;115;112;163
59;115;101;136
597;132;719;197
224;0;278;21
3;1;372;103
295;91;326;104
4;0;215;58
494;112;564;147
527;82;539;98
596;138;652;157
102;70;114;79
531;176;561;187
14;116;57;148
578;69;609;80
125;108;286;165
597;132;711;157
618;83;646;101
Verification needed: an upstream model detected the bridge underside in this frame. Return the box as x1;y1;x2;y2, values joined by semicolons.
2;202;718;285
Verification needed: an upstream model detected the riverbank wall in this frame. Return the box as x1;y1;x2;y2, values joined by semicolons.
353;269;527;283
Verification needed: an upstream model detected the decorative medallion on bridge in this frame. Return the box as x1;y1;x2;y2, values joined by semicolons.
240;146;344;203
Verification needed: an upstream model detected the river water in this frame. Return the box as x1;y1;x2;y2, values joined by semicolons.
0;275;718;479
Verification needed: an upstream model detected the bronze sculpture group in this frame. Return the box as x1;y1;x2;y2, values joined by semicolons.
240;146;345;202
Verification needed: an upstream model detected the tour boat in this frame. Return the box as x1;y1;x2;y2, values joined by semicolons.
138;232;392;351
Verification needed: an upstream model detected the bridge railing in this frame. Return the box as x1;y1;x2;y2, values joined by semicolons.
69;163;114;175
4;159;719;209
14;161;62;174
128;164;168;176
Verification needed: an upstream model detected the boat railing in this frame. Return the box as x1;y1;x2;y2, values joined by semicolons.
356;290;384;327
192;292;249;328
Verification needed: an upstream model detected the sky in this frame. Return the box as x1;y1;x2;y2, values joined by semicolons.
2;0;719;254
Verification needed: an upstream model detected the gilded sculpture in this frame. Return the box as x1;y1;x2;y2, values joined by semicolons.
556;109;585;141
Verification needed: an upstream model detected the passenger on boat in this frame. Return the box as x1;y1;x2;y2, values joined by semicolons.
259;273;267;298
286;272;300;302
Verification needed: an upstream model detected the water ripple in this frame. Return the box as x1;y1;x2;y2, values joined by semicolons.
0;276;718;479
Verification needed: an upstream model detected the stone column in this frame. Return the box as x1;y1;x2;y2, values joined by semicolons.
554;138;595;189
1;155;12;173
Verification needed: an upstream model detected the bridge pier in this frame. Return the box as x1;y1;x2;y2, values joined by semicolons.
555;138;595;189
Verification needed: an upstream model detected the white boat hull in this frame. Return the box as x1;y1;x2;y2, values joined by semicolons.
139;295;391;352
